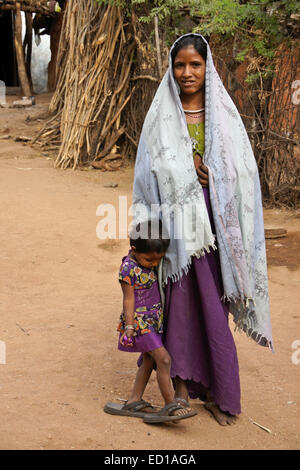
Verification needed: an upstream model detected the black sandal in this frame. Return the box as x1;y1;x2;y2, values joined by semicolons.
104;400;154;418
143;401;197;424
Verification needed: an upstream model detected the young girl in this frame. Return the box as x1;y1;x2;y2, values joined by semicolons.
104;220;197;423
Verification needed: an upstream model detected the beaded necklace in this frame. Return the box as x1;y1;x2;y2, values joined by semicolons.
183;108;205;119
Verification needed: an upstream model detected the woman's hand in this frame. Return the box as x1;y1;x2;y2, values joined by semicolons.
194;154;209;188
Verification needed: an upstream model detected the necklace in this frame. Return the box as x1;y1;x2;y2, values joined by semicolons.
185;113;204;119
183;108;205;113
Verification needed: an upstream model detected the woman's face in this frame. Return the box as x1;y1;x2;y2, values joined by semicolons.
173;45;206;96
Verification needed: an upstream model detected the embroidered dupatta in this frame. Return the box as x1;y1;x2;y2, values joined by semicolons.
132;34;273;350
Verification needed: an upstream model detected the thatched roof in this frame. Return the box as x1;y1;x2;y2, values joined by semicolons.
0;0;53;14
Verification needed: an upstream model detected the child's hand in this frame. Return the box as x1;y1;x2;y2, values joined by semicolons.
120;329;135;347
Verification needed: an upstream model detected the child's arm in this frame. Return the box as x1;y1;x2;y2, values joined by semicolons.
120;281;135;346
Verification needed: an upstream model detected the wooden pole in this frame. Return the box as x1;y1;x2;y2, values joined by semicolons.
24;12;33;92
0;4;50;14
154;16;162;79
14;2;32;96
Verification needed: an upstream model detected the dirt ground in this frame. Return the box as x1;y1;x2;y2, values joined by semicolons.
0;94;299;450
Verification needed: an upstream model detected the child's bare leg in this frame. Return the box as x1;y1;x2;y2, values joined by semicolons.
127;353;155;408
149;347;174;404
149;347;191;417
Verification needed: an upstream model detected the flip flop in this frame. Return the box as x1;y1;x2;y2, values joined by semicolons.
143;401;197;424
104;400;155;418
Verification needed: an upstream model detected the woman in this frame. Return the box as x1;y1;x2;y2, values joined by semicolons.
133;34;273;426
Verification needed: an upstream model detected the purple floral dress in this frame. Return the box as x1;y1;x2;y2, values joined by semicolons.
117;251;164;353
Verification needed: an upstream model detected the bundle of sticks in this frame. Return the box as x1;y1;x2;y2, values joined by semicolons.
34;0;140;170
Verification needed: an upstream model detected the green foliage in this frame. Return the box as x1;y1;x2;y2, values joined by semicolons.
95;0;299;79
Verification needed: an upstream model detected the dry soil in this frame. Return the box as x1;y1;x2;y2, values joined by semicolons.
0;94;299;450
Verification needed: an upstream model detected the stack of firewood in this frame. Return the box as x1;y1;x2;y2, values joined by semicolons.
35;1;136;169
34;0;161;170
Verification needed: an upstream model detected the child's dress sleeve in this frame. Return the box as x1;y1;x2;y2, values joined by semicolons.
119;260;138;286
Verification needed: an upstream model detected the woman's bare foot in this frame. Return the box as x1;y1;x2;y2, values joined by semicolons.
204;390;237;426
204;402;237;426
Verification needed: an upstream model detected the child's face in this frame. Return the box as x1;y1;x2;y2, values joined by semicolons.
131;248;165;269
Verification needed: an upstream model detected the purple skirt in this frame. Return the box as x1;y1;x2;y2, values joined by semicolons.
118;331;163;353
163;188;241;415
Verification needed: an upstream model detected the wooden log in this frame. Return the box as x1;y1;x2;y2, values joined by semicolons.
91;153;122;170
14;3;32;97
265;228;287;239
93;126;125;161
0;4;52;14
131;75;159;83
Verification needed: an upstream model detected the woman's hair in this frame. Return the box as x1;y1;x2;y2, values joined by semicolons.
171;34;207;65
130;220;170;254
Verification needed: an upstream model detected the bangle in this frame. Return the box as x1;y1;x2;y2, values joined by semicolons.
125;325;135;331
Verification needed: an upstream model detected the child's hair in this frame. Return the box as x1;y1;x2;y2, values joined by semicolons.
130;220;170;254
